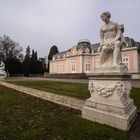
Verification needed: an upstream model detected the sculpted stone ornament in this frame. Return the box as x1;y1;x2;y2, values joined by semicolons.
88;81;116;97
115;81;131;101
88;80;131;102
82;76;137;130
97;11;127;72
82;12;137;130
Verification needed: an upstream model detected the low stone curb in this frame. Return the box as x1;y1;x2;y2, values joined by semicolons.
0;81;85;111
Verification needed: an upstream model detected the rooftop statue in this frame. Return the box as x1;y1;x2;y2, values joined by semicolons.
98;11;125;68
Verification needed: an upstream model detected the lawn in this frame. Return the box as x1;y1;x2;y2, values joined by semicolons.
130;88;140;108
0;84;129;140
7;80;140;108
6;80;90;99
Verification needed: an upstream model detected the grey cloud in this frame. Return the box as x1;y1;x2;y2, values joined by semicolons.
0;0;140;57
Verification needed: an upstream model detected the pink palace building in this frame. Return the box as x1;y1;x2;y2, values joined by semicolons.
50;37;140;75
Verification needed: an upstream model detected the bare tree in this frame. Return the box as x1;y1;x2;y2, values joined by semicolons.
0;35;23;61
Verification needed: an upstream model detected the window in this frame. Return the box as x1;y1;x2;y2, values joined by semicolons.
85;60;91;72
85;48;90;54
51;65;54;73
62;65;65;72
122;57;129;67
71;61;76;72
138;56;140;65
57;65;59;72
57;55;60;59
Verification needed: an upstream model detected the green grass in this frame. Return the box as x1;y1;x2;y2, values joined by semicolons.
0;85;128;140
130;88;140;108
7;80;90;99
7;80;140;108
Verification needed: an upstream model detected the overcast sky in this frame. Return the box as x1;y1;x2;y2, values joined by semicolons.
0;0;139;57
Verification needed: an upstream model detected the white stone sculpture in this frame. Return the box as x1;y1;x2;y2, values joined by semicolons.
82;12;137;130
88;80;131;102
98;11;126;69
0;61;7;80
0;61;5;71
82;75;137;130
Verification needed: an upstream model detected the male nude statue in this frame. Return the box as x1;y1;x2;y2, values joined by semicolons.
98;11;124;67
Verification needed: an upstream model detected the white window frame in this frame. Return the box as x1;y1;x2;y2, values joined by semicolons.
51;65;54;73
85;60;91;72
122;56;129;69
62;64;65;73
71;61;76;73
56;65;59;73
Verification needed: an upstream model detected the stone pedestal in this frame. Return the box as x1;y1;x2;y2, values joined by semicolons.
82;73;137;130
0;72;7;80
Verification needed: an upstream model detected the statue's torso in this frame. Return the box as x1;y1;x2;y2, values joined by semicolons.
101;22;118;43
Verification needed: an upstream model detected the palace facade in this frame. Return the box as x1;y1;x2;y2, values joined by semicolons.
50;37;140;74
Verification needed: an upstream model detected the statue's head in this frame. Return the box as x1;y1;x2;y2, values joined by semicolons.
100;11;111;22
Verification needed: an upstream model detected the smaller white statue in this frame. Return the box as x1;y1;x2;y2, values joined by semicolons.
0;60;7;80
0;61;5;71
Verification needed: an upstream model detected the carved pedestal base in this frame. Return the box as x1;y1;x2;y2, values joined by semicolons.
82;73;137;130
